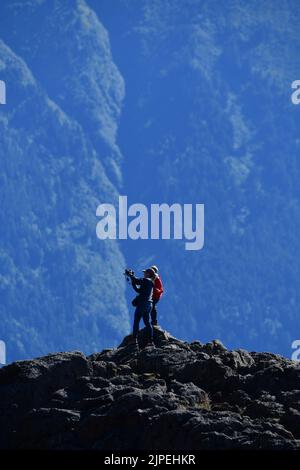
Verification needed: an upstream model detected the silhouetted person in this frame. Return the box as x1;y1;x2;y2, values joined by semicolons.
129;268;156;346
150;265;164;326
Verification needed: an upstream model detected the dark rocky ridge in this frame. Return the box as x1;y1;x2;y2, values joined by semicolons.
0;327;300;450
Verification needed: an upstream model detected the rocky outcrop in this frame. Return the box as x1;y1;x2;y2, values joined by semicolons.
1;328;300;450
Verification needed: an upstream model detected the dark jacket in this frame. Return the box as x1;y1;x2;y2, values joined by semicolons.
131;276;154;302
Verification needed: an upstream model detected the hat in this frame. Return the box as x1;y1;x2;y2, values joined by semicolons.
142;267;156;278
151;265;159;274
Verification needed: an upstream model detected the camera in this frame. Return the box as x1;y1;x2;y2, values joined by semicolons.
123;268;134;281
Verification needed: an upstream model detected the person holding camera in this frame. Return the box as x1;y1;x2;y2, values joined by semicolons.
125;267;156;346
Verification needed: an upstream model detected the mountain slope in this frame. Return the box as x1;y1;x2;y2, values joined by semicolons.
94;0;300;356
0;1;130;361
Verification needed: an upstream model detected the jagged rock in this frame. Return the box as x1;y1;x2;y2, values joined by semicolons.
220;349;255;370
169;380;209;408
278;390;300;409
0;351;90;415
202;339;227;354
244;400;285;419
118;325;177;349
1;328;300;450
16;408;81;449
280;408;300;439
226;389;252;407
176;356;234;391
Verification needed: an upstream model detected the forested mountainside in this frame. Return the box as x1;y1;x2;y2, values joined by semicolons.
95;0;300;356
0;1;129;361
0;0;300;361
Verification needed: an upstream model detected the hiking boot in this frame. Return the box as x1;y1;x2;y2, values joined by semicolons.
151;320;158;326
145;340;155;348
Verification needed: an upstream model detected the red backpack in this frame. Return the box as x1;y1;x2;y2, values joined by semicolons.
153;276;164;301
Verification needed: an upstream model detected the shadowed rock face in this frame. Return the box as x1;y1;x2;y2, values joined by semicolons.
0;328;300;450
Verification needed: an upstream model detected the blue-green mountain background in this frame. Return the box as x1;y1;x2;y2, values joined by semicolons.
0;0;300;362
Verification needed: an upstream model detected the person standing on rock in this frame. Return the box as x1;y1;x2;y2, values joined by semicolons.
128;267;156;346
150;265;164;326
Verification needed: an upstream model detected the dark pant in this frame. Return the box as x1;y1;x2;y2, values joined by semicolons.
151;299;159;325
133;301;153;340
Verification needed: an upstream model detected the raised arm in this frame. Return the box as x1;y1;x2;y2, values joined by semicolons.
131;275;142;293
